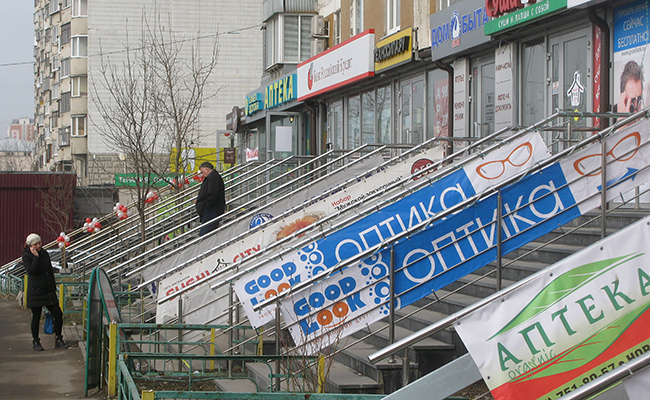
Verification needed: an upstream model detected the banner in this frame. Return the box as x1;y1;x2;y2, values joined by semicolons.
278;119;650;354
238;131;551;329
156;147;444;323
456;215;650;400
143;152;385;288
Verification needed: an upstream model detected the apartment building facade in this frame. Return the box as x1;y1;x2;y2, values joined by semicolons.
34;0;263;185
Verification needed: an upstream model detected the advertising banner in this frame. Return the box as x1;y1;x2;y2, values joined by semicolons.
278;119;650;354
156;147;444;323
456;215;650;400
238;132;550;331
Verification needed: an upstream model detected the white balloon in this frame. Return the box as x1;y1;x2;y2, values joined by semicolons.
58;242;64;248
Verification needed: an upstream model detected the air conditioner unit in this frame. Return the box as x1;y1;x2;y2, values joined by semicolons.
311;15;328;39
310;39;326;57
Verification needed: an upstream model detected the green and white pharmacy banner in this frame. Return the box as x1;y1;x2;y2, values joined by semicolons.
455;215;650;400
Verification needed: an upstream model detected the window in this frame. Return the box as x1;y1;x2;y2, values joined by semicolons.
386;0;400;35
362;90;376;143
71;36;87;57
61;58;70;77
52;55;59;71
73;0;87;16
60;127;70;146
49;0;59;14
50;112;59;129
71;76;87;97
62;0;71;8
347;95;361;148
333;11;341;44
437;0;461;12
377;85;392;143
52;82;60;99
60;92;71;113
351;0;363;36
265;14;314;69
61;23;71;44
71;116;85;136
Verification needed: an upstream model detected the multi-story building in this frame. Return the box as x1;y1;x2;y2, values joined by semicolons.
230;0;637;166
33;0;263;185
7;118;35;142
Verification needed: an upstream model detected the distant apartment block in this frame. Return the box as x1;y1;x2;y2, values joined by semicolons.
7;118;35;141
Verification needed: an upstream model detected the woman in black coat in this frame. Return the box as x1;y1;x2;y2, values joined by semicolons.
22;233;66;351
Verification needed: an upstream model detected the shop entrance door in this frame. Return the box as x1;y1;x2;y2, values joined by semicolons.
398;76;425;144
327;101;343;150
266;112;301;160
471;55;495;138
548;27;591;151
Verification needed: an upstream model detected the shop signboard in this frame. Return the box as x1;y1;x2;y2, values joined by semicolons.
374;28;413;73
430;0;491;60
297;30;375;101
170;147;218;173
484;0;568;35
114;173;169;187
456;215;650;400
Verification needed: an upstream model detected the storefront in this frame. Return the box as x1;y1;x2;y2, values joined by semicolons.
230;71;310;163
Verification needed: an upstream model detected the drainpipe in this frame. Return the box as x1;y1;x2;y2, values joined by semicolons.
435;60;454;155
588;8;610;131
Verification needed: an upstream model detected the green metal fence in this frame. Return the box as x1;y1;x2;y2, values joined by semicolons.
0;272;23;296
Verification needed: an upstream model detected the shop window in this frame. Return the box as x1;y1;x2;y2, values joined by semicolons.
347;95;361;148
377;85;392;144
521;38;545;126
265;14;314;69
362;90;375;143
428;69;450;139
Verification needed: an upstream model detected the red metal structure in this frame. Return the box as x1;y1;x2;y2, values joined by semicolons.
0;172;76;266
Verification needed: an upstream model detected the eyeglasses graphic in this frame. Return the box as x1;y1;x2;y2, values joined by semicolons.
476;142;533;180
573;132;640;177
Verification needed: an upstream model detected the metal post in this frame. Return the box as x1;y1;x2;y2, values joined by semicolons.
402;348;410;386
59;283;65;311
178;297;183;372
108;322;118;397
496;190;503;292
228;283;234;377
210;328;216;371
275;304;281;392
601;138;608;239
388;244;396;364
318;355;325;393
635;187;640;209
257;326;264;356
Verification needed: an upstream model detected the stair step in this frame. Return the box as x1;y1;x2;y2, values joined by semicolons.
214;377;258;393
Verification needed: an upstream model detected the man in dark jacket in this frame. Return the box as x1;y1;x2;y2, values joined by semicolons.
22;233;66;351
195;162;226;236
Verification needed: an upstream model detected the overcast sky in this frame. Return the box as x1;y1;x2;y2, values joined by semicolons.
0;2;34;136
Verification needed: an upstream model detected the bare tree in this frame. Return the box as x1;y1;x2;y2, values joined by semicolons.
92;13;220;244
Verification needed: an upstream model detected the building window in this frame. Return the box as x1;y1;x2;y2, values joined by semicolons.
71;76;87;97
50;111;59;129
60;92;71;113
61;23;71;44
49;0;60;14
73;0;87;16
60;127;70;146
265;14;314;69
351;0;363;36
71;36;88;57
71;115;86;136
386;0;400;35
53;82;60;99
437;0;461;12
333;10;341;45
61;58;70;77
62;0;72;8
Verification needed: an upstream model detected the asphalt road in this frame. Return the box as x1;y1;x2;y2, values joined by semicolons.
0;298;104;399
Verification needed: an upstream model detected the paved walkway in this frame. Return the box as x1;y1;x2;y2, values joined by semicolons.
0;298;104;399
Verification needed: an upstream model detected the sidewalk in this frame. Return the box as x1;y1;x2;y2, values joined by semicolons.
0;298;105;399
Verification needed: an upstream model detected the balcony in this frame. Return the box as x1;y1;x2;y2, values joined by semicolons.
71;135;87;155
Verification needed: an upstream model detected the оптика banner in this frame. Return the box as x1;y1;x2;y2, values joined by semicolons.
236;131;551;331
278;119;650;354
156;147;443;324
455;215;650;400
